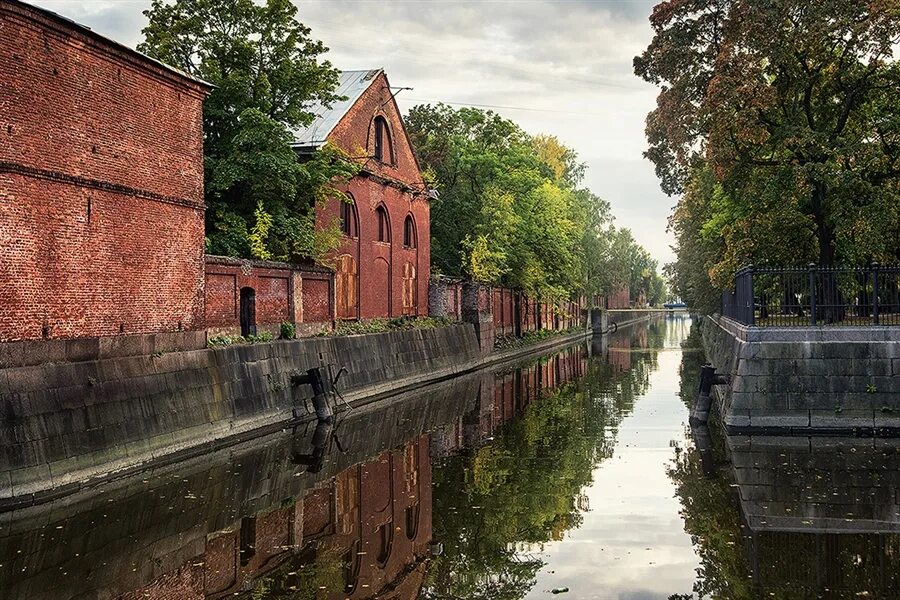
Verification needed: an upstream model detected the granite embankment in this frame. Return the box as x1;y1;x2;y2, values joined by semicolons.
701;315;900;434
0;322;595;509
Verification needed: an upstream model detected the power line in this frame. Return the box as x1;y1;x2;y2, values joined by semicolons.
400;97;609;116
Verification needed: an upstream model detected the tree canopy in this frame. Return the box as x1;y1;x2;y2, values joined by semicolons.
139;0;357;263
636;0;900;309
406;103;664;304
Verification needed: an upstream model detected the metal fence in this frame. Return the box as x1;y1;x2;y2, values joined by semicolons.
721;264;900;327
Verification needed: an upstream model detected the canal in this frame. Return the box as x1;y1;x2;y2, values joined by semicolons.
2;315;898;599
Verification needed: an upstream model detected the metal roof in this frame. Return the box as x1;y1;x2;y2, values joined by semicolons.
9;0;213;89
291;69;382;149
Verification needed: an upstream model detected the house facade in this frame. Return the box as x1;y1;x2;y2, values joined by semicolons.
0;0;211;342
293;70;431;320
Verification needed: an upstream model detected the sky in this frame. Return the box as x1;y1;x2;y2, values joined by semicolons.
30;0;676;264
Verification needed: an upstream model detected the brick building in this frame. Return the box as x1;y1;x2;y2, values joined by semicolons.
292;70;431;320
0;0;211;342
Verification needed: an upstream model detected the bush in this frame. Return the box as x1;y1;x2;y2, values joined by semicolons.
207;331;273;348
280;321;296;340
320;315;456;337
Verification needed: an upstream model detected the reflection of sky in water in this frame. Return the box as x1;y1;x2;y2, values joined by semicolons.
522;325;699;600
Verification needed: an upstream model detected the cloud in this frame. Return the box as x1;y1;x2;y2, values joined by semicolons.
26;0;675;264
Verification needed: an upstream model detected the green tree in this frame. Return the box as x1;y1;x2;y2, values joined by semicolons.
139;0;357;262
636;0;900;270
406;103;660;302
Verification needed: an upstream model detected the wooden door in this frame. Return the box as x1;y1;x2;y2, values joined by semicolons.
402;262;417;315
335;255;358;319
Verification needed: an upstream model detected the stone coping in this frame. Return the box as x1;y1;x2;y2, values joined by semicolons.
714;315;900;342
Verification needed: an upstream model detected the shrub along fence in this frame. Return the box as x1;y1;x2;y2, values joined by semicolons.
722;264;900;327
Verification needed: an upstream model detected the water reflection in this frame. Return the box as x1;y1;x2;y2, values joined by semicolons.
670;322;900;599
15;315;900;599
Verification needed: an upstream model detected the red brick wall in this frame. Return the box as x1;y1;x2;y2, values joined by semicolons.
318;72;431;320
607;286;631;309
204;260;291;335
205;256;333;336
302;276;332;323
0;2;208;341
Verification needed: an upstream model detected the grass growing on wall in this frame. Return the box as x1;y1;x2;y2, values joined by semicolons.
321;316;456;337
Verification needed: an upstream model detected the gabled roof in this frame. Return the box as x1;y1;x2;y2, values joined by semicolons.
291;69;382;149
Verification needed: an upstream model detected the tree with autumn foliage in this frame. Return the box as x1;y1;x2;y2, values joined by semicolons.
636;0;900;309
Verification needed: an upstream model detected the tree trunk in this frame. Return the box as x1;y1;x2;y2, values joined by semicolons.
811;181;844;323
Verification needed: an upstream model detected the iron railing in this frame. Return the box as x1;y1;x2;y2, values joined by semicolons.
721;264;900;327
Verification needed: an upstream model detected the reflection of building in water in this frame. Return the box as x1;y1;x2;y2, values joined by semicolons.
607;335;632;373
433;345;589;458
119;436;432;599
728;436;900;596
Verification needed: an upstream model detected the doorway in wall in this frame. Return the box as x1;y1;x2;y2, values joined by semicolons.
240;287;256;336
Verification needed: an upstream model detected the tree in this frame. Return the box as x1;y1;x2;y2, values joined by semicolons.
406;103;660;302
139;0;357;262
636;0;900;269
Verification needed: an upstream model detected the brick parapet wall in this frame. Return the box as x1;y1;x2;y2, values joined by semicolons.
204;255;334;338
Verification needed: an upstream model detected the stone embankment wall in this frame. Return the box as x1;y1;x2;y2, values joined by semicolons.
607;309;670;329
0;325;480;508
0;318;595;509
701;315;900;433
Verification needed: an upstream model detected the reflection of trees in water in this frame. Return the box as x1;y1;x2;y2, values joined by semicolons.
670;441;900;600
423;323;669;600
668;443;754;599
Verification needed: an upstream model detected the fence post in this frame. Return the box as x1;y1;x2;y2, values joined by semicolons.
747;266;755;326
872;262;880;325
808;263;817;326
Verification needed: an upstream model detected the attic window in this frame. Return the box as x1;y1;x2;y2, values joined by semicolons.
373;116;394;164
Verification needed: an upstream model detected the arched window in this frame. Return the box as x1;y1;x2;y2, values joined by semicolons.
373;116;393;164
403;215;416;248
340;197;358;238
376;205;390;243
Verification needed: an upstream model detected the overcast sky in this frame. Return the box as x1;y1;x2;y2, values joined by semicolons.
32;0;675;264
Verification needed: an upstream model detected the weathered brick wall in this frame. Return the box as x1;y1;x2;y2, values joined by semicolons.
0;1;209;342
607;287;631;309
205;256;334;337
204;257;292;336
300;275;331;323
429;277;462;320
319;71;430;320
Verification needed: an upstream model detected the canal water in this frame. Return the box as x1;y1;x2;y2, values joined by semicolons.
2;315;899;599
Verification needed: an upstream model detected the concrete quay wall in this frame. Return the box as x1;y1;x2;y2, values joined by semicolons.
701;315;900;433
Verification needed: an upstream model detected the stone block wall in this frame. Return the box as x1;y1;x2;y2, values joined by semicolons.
0;324;480;508
701;316;900;432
